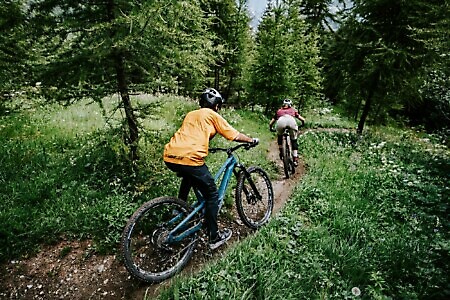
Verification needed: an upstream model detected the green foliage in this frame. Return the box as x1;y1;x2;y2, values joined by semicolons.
2;93;449;298
0;0;33;97
157;126;449;299
412;69;450;130
323;0;449;131
250;5;291;112
298;0;347;33
250;0;323;114
201;0;253;102
0;94;275;262
29;0;214;101
285;1;323;107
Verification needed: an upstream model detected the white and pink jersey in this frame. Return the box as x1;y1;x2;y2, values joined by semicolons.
274;107;300;120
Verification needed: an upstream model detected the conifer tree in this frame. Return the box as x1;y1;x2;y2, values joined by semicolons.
325;0;447;133
29;0;213;158
0;0;31;102
200;0;252;102
251;1;291;113
250;0;323;113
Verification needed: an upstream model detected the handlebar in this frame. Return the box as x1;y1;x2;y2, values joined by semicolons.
210;142;257;156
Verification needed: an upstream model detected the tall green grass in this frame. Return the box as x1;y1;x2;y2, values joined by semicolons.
0;95;276;261
1;95;448;299
157;127;449;299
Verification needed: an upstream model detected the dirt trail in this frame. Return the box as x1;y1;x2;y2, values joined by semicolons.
0;141;305;300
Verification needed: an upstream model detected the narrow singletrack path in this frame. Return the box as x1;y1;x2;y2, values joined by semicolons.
0;141;306;300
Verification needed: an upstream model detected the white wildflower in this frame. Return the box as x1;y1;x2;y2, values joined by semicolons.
351;287;361;296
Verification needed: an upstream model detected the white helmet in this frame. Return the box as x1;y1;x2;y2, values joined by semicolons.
283;98;292;107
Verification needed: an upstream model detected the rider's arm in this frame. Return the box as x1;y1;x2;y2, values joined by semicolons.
211;111;256;144
294;110;306;125
234;133;254;143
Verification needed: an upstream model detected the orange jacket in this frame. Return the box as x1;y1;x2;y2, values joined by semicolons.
163;108;239;166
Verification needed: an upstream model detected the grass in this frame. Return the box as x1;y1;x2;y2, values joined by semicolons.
0;94;276;260
156;122;449;299
1;94;449;299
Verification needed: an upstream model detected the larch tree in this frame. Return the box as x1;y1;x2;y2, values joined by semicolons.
250;0;323;113
284;0;323;107
325;0;446;133
29;0;214;159
0;0;32;105
251;1;291;114
200;0;252;102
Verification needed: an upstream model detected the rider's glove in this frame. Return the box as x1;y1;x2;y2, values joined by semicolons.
269;126;276;132
251;138;259;145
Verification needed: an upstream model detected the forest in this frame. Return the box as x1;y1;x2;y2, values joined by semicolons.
0;0;449;299
2;0;448;147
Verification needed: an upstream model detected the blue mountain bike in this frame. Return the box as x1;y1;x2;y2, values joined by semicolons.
121;142;274;283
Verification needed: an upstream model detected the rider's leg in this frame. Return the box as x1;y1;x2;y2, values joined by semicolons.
191;165;220;241
165;162;222;241
289;130;299;156
165;162;191;201
291;138;299;164
178;177;191;201
277;135;283;159
275;118;288;160
287;123;299;164
184;165;231;249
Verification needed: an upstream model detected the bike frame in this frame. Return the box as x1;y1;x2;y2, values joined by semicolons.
166;151;239;243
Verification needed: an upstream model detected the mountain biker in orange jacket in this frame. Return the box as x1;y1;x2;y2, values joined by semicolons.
269;98;306;166
163;88;258;250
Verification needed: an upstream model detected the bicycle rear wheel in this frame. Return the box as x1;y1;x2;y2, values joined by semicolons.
282;137;291;178
235;166;274;229
121;197;198;283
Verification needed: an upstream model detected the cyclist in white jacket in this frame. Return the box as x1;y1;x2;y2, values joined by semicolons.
269;99;306;166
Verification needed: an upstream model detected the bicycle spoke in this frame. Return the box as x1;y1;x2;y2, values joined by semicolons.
236;167;274;229
122;197;198;283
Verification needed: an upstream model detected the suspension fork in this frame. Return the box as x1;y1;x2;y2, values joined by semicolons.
234;164;262;200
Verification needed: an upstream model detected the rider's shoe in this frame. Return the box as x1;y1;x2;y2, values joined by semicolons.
209;229;232;250
293;156;299;166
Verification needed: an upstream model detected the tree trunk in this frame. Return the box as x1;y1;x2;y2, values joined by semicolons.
106;0;139;160
224;74;234;102
354;98;362;121
214;67;220;91
116;53;139;160
357;71;380;134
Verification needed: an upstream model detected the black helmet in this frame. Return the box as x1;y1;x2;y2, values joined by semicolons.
200;88;223;110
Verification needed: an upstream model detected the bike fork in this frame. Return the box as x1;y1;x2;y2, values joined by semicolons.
234;167;262;202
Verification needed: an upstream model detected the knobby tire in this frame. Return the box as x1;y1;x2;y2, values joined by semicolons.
282;137;291;178
121;196;198;283
235;166;274;229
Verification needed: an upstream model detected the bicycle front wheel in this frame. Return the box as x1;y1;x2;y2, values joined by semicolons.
235;167;274;229
121;197;198;283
